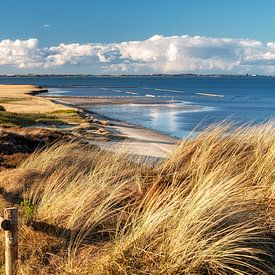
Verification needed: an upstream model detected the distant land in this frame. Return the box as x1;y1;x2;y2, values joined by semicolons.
0;73;274;78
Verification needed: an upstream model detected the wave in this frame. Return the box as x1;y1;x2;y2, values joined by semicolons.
154;88;184;93
196;92;224;98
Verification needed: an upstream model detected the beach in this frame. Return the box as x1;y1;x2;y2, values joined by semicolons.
85;118;178;159
0;84;76;113
50;96;182;158
0;84;178;160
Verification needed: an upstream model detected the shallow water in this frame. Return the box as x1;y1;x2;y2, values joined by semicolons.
90;103;210;138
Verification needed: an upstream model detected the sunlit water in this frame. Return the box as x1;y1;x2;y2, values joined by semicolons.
90;103;213;138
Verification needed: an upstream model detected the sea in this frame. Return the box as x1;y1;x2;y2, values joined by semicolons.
1;76;275;138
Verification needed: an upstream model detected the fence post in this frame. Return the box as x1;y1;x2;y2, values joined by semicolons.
3;208;18;275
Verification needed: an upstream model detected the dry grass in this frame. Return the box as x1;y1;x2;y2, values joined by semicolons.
0;123;274;274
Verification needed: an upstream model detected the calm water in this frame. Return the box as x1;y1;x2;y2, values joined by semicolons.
1;76;275;138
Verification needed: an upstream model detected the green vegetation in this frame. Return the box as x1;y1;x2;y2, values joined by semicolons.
20;199;36;222
51;109;84;124
0;111;61;126
52;109;80;115
0;123;274;274
0;97;27;104
0;106;82;127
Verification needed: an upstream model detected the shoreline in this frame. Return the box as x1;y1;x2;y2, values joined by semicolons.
50;96;179;159
43;94;202;109
0;84;179;159
48;95;202;139
50;97;180;139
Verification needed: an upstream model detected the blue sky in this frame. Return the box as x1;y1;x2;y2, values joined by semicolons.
1;0;275;44
1;1;275;74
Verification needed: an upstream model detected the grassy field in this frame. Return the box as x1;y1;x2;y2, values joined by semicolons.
0;123;274;274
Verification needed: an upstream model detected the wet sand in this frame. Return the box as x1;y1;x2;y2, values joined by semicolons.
46;95;202;110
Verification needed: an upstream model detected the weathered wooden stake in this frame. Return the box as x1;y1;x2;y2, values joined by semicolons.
3;208;18;275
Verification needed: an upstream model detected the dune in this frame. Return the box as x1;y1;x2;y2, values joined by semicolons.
0;124;273;274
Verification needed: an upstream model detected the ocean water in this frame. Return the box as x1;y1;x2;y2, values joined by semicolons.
1;76;275;138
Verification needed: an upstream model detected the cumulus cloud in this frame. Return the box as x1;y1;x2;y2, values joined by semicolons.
0;38;42;68
45;43;94;66
2;35;275;74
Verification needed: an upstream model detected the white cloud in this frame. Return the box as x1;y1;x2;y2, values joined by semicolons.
45;43;94;67
0;38;42;68
2;35;275;74
42;24;51;28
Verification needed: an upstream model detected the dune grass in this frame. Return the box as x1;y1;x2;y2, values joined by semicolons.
0;123;274;274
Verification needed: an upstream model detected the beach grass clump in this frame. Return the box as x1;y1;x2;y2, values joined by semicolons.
0;112;38;126
0;107;83;127
0;123;274;274
51;109;85;124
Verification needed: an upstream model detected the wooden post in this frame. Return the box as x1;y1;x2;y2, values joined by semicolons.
3;208;18;275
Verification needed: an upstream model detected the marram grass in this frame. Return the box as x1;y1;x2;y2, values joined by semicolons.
0;123;274;274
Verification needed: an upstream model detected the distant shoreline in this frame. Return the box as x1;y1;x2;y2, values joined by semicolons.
1;74;274;78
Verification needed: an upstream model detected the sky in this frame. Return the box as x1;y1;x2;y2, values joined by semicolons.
1;0;275;74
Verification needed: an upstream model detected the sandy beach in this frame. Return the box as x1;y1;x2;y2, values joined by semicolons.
0;84;76;113
0;85;178;159
90;119;178;159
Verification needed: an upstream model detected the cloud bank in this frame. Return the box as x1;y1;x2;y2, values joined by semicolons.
1;35;275;74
